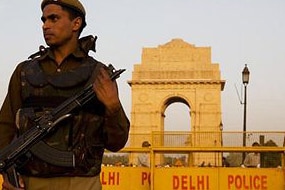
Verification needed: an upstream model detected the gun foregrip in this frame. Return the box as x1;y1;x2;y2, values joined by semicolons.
6;166;20;188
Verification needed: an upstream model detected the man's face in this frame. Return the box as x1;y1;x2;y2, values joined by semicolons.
41;4;78;47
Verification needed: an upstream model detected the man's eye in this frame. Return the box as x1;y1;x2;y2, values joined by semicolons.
41;17;46;23
50;16;58;22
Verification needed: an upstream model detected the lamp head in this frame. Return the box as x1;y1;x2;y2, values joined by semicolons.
242;64;250;85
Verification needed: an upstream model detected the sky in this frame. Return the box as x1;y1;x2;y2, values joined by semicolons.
1;0;285;132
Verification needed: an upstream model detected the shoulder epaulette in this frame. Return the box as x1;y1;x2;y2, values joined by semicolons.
79;35;97;54
28;45;48;60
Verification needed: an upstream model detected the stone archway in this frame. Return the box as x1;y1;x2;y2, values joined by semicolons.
128;39;225;166
162;96;190;131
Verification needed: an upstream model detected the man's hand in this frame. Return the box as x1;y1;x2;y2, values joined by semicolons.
2;175;24;190
92;67;121;115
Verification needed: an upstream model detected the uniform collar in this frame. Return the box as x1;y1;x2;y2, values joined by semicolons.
37;47;84;62
29;35;97;61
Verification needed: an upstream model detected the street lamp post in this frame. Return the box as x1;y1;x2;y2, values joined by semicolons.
242;64;250;162
220;122;223;146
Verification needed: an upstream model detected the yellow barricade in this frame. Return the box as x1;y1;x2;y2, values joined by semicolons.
102;167;150;190
0;167;284;189
153;167;284;190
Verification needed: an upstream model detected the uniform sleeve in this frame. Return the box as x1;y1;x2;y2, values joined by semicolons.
0;64;23;149
103;104;130;152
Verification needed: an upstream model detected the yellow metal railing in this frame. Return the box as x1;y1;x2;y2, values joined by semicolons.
114;131;285;190
124;131;285;147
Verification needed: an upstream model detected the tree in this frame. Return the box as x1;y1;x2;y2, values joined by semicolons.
262;139;281;168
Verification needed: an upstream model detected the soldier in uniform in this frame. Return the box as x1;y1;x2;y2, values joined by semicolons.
243;142;260;168
137;141;151;167
0;0;130;189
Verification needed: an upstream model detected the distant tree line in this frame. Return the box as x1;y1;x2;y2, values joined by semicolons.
226;139;281;167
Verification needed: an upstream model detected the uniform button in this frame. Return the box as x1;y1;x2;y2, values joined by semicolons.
57;68;61;72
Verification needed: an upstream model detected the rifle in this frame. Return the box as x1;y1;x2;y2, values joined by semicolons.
0;64;125;187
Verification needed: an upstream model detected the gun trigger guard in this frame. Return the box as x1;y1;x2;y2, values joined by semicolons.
52;114;73;127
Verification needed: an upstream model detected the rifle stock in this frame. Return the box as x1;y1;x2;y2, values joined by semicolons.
0;64;125;187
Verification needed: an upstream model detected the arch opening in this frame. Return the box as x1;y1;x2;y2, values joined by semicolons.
163;97;191;132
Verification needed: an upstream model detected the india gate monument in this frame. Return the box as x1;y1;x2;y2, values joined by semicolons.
128;38;225;166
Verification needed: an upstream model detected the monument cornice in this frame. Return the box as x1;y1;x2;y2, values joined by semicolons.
128;79;225;90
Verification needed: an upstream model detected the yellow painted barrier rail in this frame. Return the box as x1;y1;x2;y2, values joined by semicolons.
101;166;284;190
1;166;284;190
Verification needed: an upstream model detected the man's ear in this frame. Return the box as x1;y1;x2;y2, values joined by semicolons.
73;17;82;31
